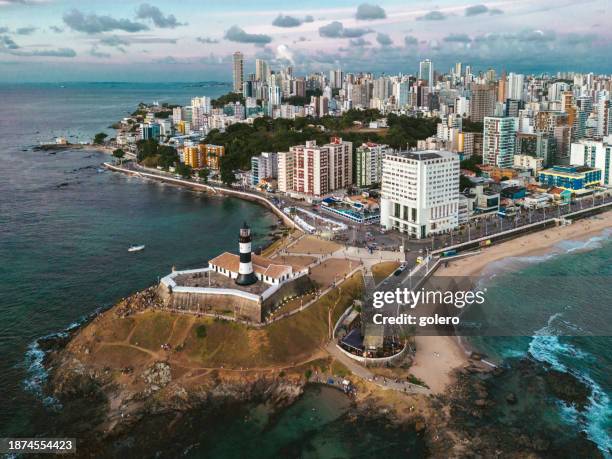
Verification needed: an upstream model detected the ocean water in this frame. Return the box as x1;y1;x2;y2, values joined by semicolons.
467;233;612;456
0;82;278;437
0;83;425;457
1;82;610;457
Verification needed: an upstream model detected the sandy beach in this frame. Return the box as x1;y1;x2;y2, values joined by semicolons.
441;210;612;278
410;210;612;394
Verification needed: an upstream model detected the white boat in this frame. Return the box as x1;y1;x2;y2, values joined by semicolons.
128;245;145;252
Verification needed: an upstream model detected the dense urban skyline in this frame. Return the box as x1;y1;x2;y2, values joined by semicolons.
0;0;611;82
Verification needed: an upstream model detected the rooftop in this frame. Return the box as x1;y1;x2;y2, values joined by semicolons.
389;150;457;161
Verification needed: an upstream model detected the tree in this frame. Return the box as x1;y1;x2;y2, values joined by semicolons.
112;148;125;159
198;168;210;183
175;163;193;179
93;132;108;145
219;156;237;186
460;175;473;191
211;92;245;108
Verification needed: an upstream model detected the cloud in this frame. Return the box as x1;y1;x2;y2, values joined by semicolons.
1;34;19;49
355;3;386;20
303;15;314;23
0;26;10;34
319;21;371;38
225;25;271;44
349;37;371;47
136;3;185;28
444;33;471;43
63;9;148;34
16;26;36;35
465;5;504;16
464;5;488;16
89;46;110;58
376;32;392;46
100;35;129;47
319;21;343;38
49;26;63;33
275;44;294;63
154;56;180;64
560;33;596;46
10;47;77;57
404;35;418;46
417;11;446;21
196;36;219;44
272;15;302;28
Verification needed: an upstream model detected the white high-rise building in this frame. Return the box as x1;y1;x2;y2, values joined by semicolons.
380;150;460;238
483;117;517;167
172;107;182;124
507;73;525;101
255;59;269;82
570;139;612;186
596;93;611;137
354;143;388;187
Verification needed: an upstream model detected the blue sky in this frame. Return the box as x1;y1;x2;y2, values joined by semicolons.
0;0;610;82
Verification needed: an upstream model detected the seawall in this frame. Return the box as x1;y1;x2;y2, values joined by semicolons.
103;162;297;230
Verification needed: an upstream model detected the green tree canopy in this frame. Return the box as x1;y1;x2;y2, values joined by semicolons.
93;132;108;145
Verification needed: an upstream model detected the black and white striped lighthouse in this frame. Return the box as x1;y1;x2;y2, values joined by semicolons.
235;221;257;286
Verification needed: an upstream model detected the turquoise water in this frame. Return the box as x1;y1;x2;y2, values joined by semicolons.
0;82;278;437
1;82;610;457
466;232;612;456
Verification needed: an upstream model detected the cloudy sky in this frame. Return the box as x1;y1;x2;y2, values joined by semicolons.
0;0;610;82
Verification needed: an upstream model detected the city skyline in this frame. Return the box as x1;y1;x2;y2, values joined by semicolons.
0;0;611;82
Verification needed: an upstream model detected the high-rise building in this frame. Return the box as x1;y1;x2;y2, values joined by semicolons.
380;150;460;238
277;151;294;192
330;69;343;89
483;117;517;168
251;152;278;186
570;139;612;185
497;71;507;103
419;59;433;89
596;94;611;137
470;84;496;122
507;73;525;101
354;143;388;187
397;81;410;107
255;59;269;82
290;138;352;196
198;144;225;170
232;51;244;93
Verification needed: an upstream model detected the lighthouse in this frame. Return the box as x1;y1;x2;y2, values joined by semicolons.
235;222;257;286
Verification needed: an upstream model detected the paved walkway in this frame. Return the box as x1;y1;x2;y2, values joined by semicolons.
325;342;430;395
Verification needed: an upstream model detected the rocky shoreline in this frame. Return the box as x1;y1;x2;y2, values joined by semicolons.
37;285;606;458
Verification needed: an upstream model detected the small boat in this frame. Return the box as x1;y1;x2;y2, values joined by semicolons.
128;245;145;252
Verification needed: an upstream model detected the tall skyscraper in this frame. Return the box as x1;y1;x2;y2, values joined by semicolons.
507;73;525;101
470;84;496;122
497;71;507;103
330;69;343;89
255;59;268;82
483;117;517;168
419;59;433;89
232;51;244;93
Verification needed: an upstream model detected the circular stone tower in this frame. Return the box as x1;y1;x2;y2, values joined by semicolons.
235;222;258;286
